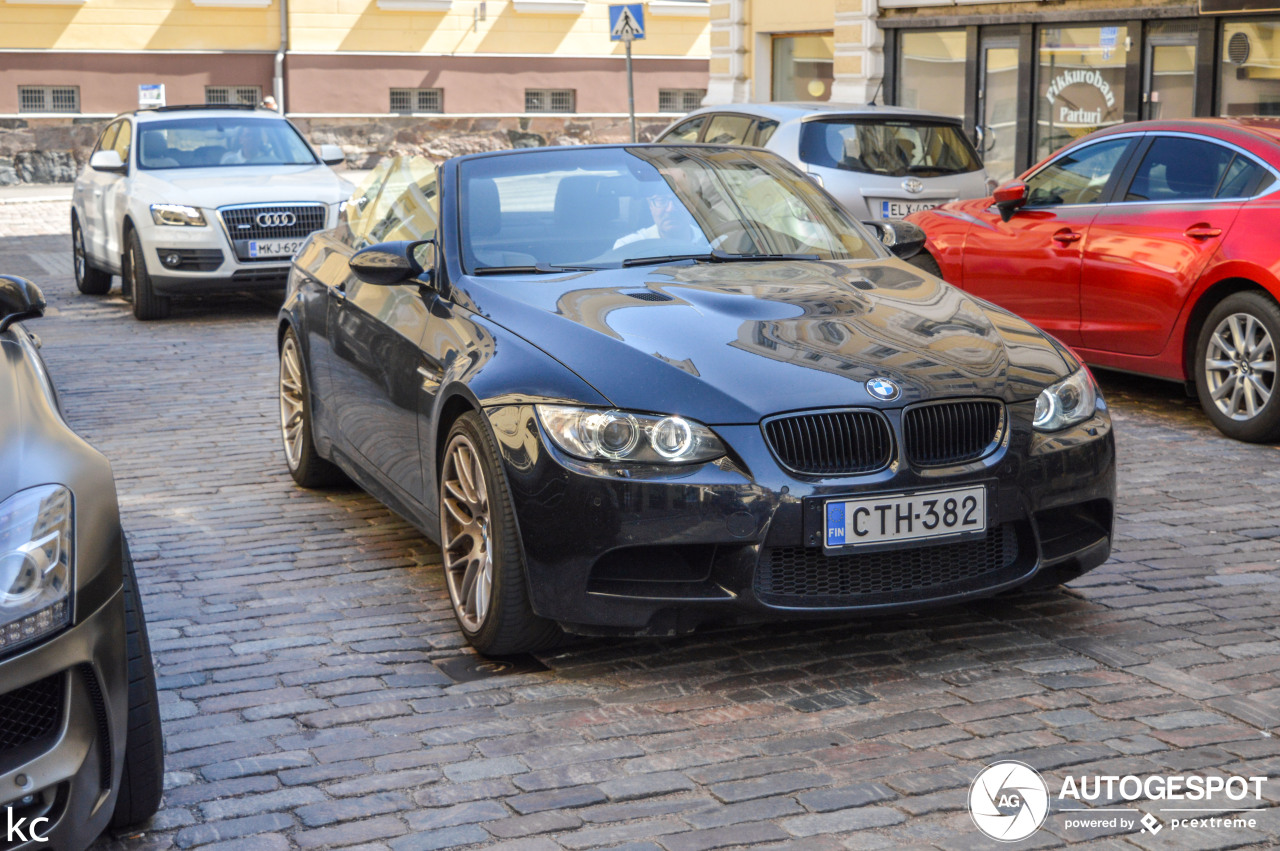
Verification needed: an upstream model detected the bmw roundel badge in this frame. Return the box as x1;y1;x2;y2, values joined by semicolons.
866;377;901;401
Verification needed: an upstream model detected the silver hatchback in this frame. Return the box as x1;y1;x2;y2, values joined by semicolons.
656;103;992;221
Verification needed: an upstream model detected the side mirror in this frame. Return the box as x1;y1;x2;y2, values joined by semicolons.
319;144;346;167
0;276;46;333
993;181;1028;223
89;150;126;173
862;219;926;261
349;240;434;286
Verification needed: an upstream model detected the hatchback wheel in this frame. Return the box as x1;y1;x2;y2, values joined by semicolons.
1195;291;1280;443
73;216;112;295
439;412;561;655
279;328;344;487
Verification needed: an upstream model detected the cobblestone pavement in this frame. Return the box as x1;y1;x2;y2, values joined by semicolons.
5;199;1280;850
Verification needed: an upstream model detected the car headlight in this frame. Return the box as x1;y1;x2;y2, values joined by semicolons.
150;204;207;227
537;405;726;465
0;485;73;654
1034;367;1099;432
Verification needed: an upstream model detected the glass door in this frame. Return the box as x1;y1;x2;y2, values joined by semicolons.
1144;39;1196;119
977;38;1020;184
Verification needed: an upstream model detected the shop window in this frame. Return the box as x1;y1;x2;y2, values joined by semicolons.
390;88;443;114
1219;21;1280;117
206;86;261;106
772;34;833;102
1035;26;1128;162
18;86;79;113
659;89;706;112
526;89;575;113
898;30;967;122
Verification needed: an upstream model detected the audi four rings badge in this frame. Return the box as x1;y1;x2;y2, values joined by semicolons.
256;212;297;227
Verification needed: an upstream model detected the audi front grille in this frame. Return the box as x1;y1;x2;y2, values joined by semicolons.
218;204;327;261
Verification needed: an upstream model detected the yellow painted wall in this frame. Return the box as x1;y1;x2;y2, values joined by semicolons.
289;0;707;57
745;0;833;98
0;0;707;57
0;0;279;50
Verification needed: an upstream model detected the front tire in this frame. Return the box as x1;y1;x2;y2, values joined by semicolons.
279;328;345;487
439;412;561;655
110;538;164;830
125;230;170;321
73;216;112;295
1194;291;1280;443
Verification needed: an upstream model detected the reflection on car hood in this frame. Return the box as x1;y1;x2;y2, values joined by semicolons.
133;165;353;208
461;259;1072;424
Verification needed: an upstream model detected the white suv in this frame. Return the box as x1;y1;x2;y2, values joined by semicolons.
72;105;353;320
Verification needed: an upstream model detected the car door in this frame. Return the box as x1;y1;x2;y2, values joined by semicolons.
77;121;121;263
959;136;1137;346
1080;134;1249;356
101;119;133;263
325;159;442;506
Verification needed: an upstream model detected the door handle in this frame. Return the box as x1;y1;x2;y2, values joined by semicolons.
1185;226;1222;239
1052;229;1082;245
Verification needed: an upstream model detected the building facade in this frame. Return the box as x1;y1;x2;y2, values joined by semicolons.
707;0;1280;183
0;0;709;181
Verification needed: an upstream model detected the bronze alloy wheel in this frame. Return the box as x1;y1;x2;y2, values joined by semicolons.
440;431;494;633
279;334;307;471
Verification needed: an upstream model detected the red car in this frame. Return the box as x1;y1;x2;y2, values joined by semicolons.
908;118;1280;442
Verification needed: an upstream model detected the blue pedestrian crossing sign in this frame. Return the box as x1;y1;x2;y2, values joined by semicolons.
609;3;645;41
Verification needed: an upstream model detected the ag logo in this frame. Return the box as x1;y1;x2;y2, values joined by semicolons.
969;760;1050;842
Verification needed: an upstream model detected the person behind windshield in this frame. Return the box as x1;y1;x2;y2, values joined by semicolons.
613;183;707;250
221;126;274;165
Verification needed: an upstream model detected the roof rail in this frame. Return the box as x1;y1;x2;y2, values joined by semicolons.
143;103;261;113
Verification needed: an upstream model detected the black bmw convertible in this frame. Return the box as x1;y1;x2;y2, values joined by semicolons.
278;145;1116;654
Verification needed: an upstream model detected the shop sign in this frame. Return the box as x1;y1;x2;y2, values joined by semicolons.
1200;0;1280;14
1045;70;1116;127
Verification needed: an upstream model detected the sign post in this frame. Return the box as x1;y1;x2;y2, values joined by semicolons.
609;4;645;142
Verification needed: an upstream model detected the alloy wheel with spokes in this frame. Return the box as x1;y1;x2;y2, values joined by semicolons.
1204;311;1275;422
277;328;344;487
1195;292;1280;443
279;335;307;471
441;432;494;633
72;216;111;295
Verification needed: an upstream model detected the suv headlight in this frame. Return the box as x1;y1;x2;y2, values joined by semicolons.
151;204;207;227
0;486;73;654
537;406;726;465
1034;367;1099;432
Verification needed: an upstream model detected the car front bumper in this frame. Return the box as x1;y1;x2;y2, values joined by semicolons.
136;203;338;295
0;587;128;850
487;401;1115;636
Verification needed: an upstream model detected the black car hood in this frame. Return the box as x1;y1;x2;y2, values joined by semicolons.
459;259;1072;424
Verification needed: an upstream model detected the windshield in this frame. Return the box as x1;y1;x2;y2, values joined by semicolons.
799;119;983;178
458;146;879;273
137;117;318;170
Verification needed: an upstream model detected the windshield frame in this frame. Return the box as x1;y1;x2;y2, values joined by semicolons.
453;145;886;276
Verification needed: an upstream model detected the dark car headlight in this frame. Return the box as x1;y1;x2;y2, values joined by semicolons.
0;485;73;654
537;405;726;464
1033;367;1099;432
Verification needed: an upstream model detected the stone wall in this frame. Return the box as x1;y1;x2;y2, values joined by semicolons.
0;115;675;185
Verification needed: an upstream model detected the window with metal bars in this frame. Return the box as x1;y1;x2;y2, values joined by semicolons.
205;86;262;106
658;89;705;112
525;89;575;113
18;86;79;113
390;88;443;114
